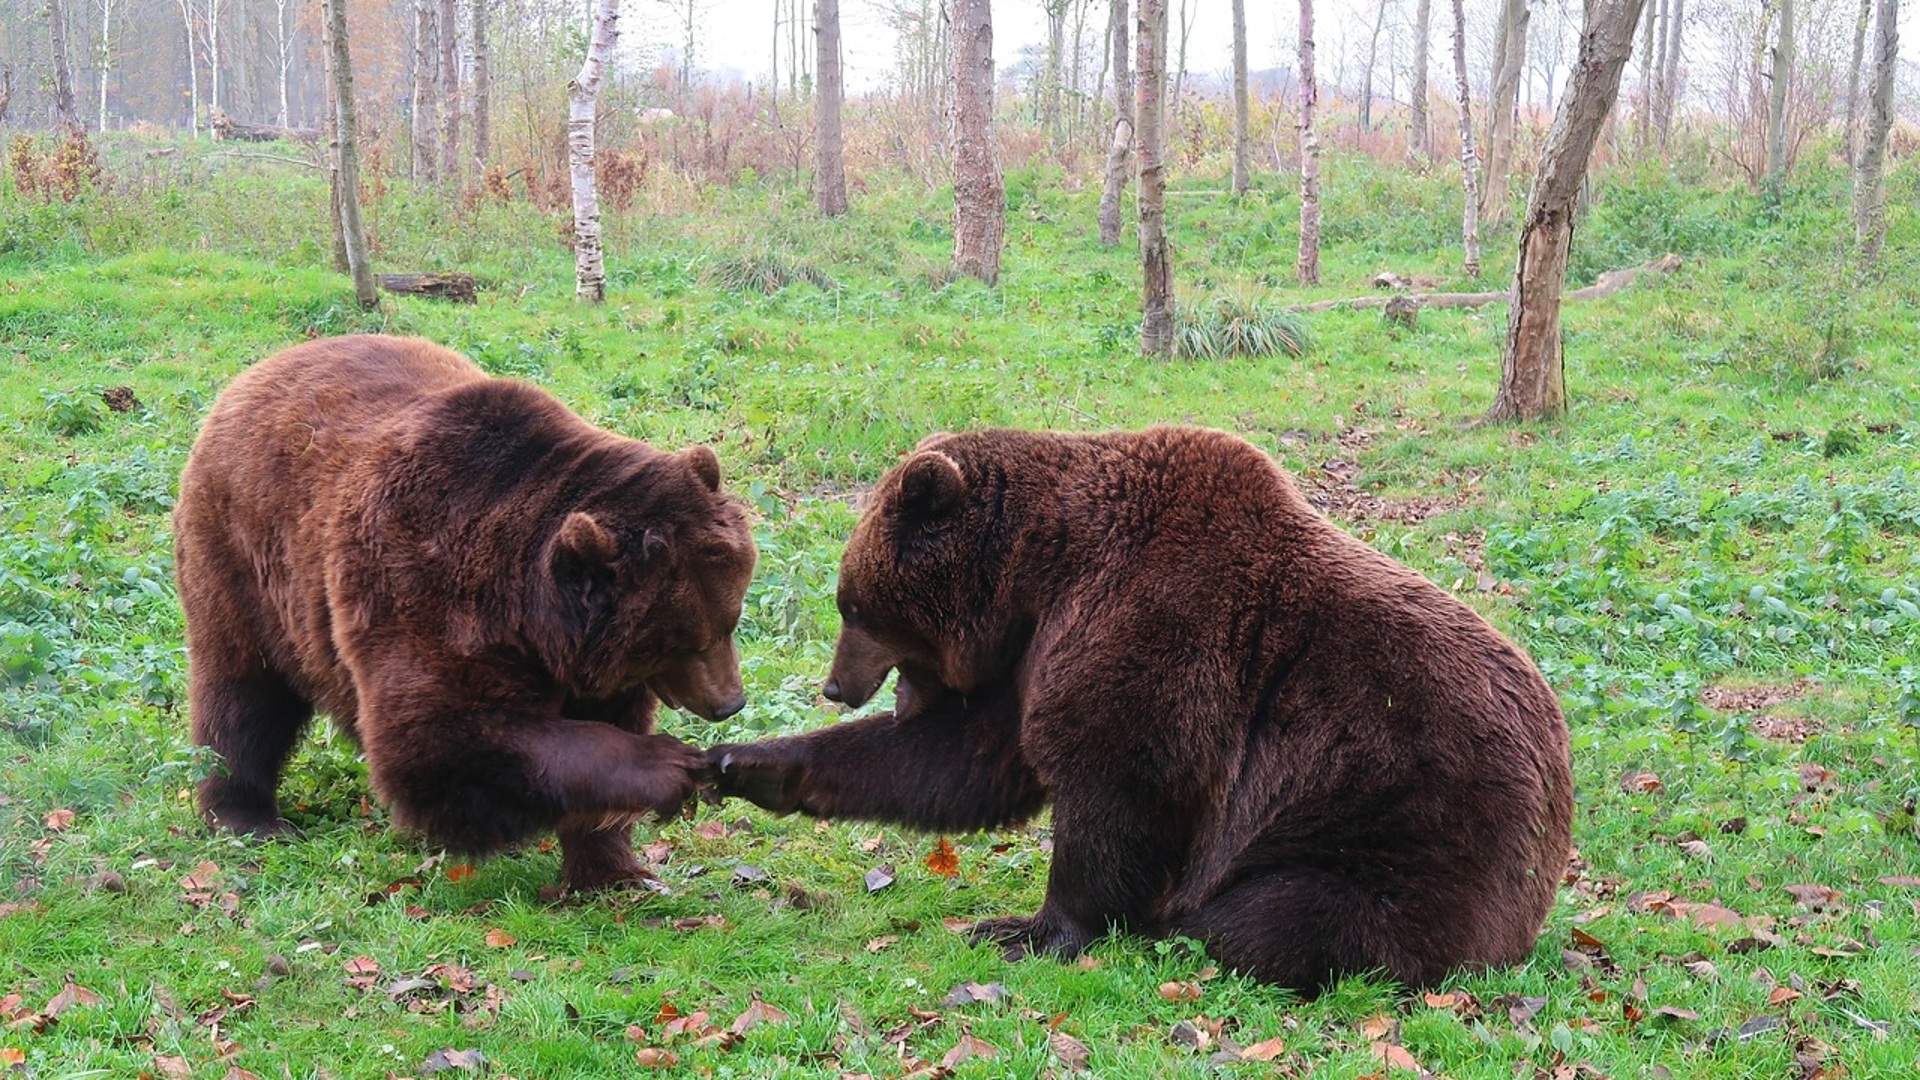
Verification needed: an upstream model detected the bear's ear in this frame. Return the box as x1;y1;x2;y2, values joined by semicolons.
895;450;964;523
554;511;617;570
681;445;723;492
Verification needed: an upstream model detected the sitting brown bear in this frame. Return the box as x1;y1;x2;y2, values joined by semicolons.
709;426;1572;993
174;335;756;893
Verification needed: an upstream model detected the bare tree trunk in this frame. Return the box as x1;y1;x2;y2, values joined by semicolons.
274;0;293;128
569;0;620;302
1358;0;1386;134
1765;0;1792;181
1637;0;1655;148
1170;0;1192;106
1097;0;1132;245
1042;0;1066;141
205;0;222;125
48;0;80;127
1409;0;1431;159
471;0;490;170
1297;0;1320;285
1137;0;1172;355
950;0;1004;284
1657;0;1684;141
815;0;848;214
1230;0;1248;193
1482;0;1528;223
439;0;459;183
1650;0;1669;139
412;0;438;181
175;0;199;138
95;0;112;130
1450;0;1480;278
322;0;377;308
1844;0;1869;164
1853;0;1897;270
1488;0;1649;424
319;1;346;272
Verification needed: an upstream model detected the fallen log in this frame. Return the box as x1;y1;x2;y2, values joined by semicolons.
377;272;478;304
1295;253;1681;313
211;110;319;143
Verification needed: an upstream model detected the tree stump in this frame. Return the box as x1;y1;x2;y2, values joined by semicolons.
1383;295;1421;330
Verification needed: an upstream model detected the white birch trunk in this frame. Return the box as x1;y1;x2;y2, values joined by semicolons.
274;0;293;128
1765;0;1793;181
1230;0;1248;192
1097;0;1132;246
1844;0;1869;164
322;0;378;307
569;0;620;302
1137;0;1172;354
1409;0;1430;159
96;0;112;130
175;0;199;138
1450;0;1480;278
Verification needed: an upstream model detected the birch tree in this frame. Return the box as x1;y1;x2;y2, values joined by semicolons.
1852;0;1897;270
569;0;621;301
1765;0;1792;182
1843;0;1869;162
1097;0;1132;245
412;0;439;180
1409;0;1431;158
816;0;848;215
950;0;1005;283
439;0;460;182
49;0;80;127
1656;0;1683;141
322;0;377;307
174;0;199;137
1297;0;1320;285
1488;0;1649;423
1137;0;1172;355
273;0;294;128
95;0;113;130
1451;0;1480;278
1230;0;1248;193
472;0;491;170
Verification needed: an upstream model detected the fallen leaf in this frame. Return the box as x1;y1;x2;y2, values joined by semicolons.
865;936;898;953
1237;1035;1287;1061
671;914;725;931
1784;883;1843;910
941;916;972;933
419;1048;486;1074
1371;1041;1422;1071
730;998;790;1035
42;809;74;831
925;837;960;878
1878;875;1920;888
44;978;102;1018
221;1069;263;1080
643;839;673;863
179;860;221;893
864;864;896;892
0;1048;25;1068
940;1033;1000;1069
484;928;516;948
1048;1030;1091;1071
635;1047;680;1068
1653;1005;1700;1021
732;863;770;886
695;819;729;840
1158;981;1202;1003
1504;994;1548;1026
1619;771;1663;794
445;864;475;883
1359;1013;1398;1041
941;982;1010;1008
1687;903;1745;930
1169;1020;1211;1051
1685;960;1720;982
1798;762;1837;790
1767;986;1802;1007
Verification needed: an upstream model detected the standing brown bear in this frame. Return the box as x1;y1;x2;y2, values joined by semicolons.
708;426;1572;993
175;335;756;893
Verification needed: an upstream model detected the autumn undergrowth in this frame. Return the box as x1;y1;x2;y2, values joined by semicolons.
2;141;1919;1078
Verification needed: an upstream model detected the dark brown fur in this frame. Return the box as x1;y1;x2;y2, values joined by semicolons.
710;426;1572;993
175;335;756;892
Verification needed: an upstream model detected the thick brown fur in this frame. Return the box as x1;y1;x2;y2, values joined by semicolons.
709;426;1572;993
175;335;756;892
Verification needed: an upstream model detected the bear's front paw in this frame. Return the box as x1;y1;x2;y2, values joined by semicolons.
968;908;1096;961
631;733;707;819
703;742;806;814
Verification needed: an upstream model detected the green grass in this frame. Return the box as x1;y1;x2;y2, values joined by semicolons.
3;141;1920;1078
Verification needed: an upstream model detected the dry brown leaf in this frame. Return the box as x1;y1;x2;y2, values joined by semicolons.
1048;1030;1091;1071
940;1033;1000;1069
1;1048;27;1068
1157;981;1202;1002
1359;1013;1399;1041
1784;883;1843;910
221;1069;264;1080
1618;771;1663;794
1422;991;1459;1009
940;917;972;933
634;1047;680;1067
925;837;960;878
730;998;791;1036
1370;1041;1421;1071
44;978;102;1017
865;936;898;953
42;808;74;831
483;928;517;948
1768;986;1802;1006
695;820;730;840
445;864;475;882
642;840;673;864
1238;1035;1287;1061
1653;1005;1700;1021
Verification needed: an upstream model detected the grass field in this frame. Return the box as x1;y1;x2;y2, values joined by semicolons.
3;135;1920;1078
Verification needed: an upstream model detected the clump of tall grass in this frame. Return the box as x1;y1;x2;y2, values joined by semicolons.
1175;295;1311;359
704;250;838;294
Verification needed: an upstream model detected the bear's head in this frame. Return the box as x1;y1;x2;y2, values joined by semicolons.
825;434;1033;710
535;444;757;721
